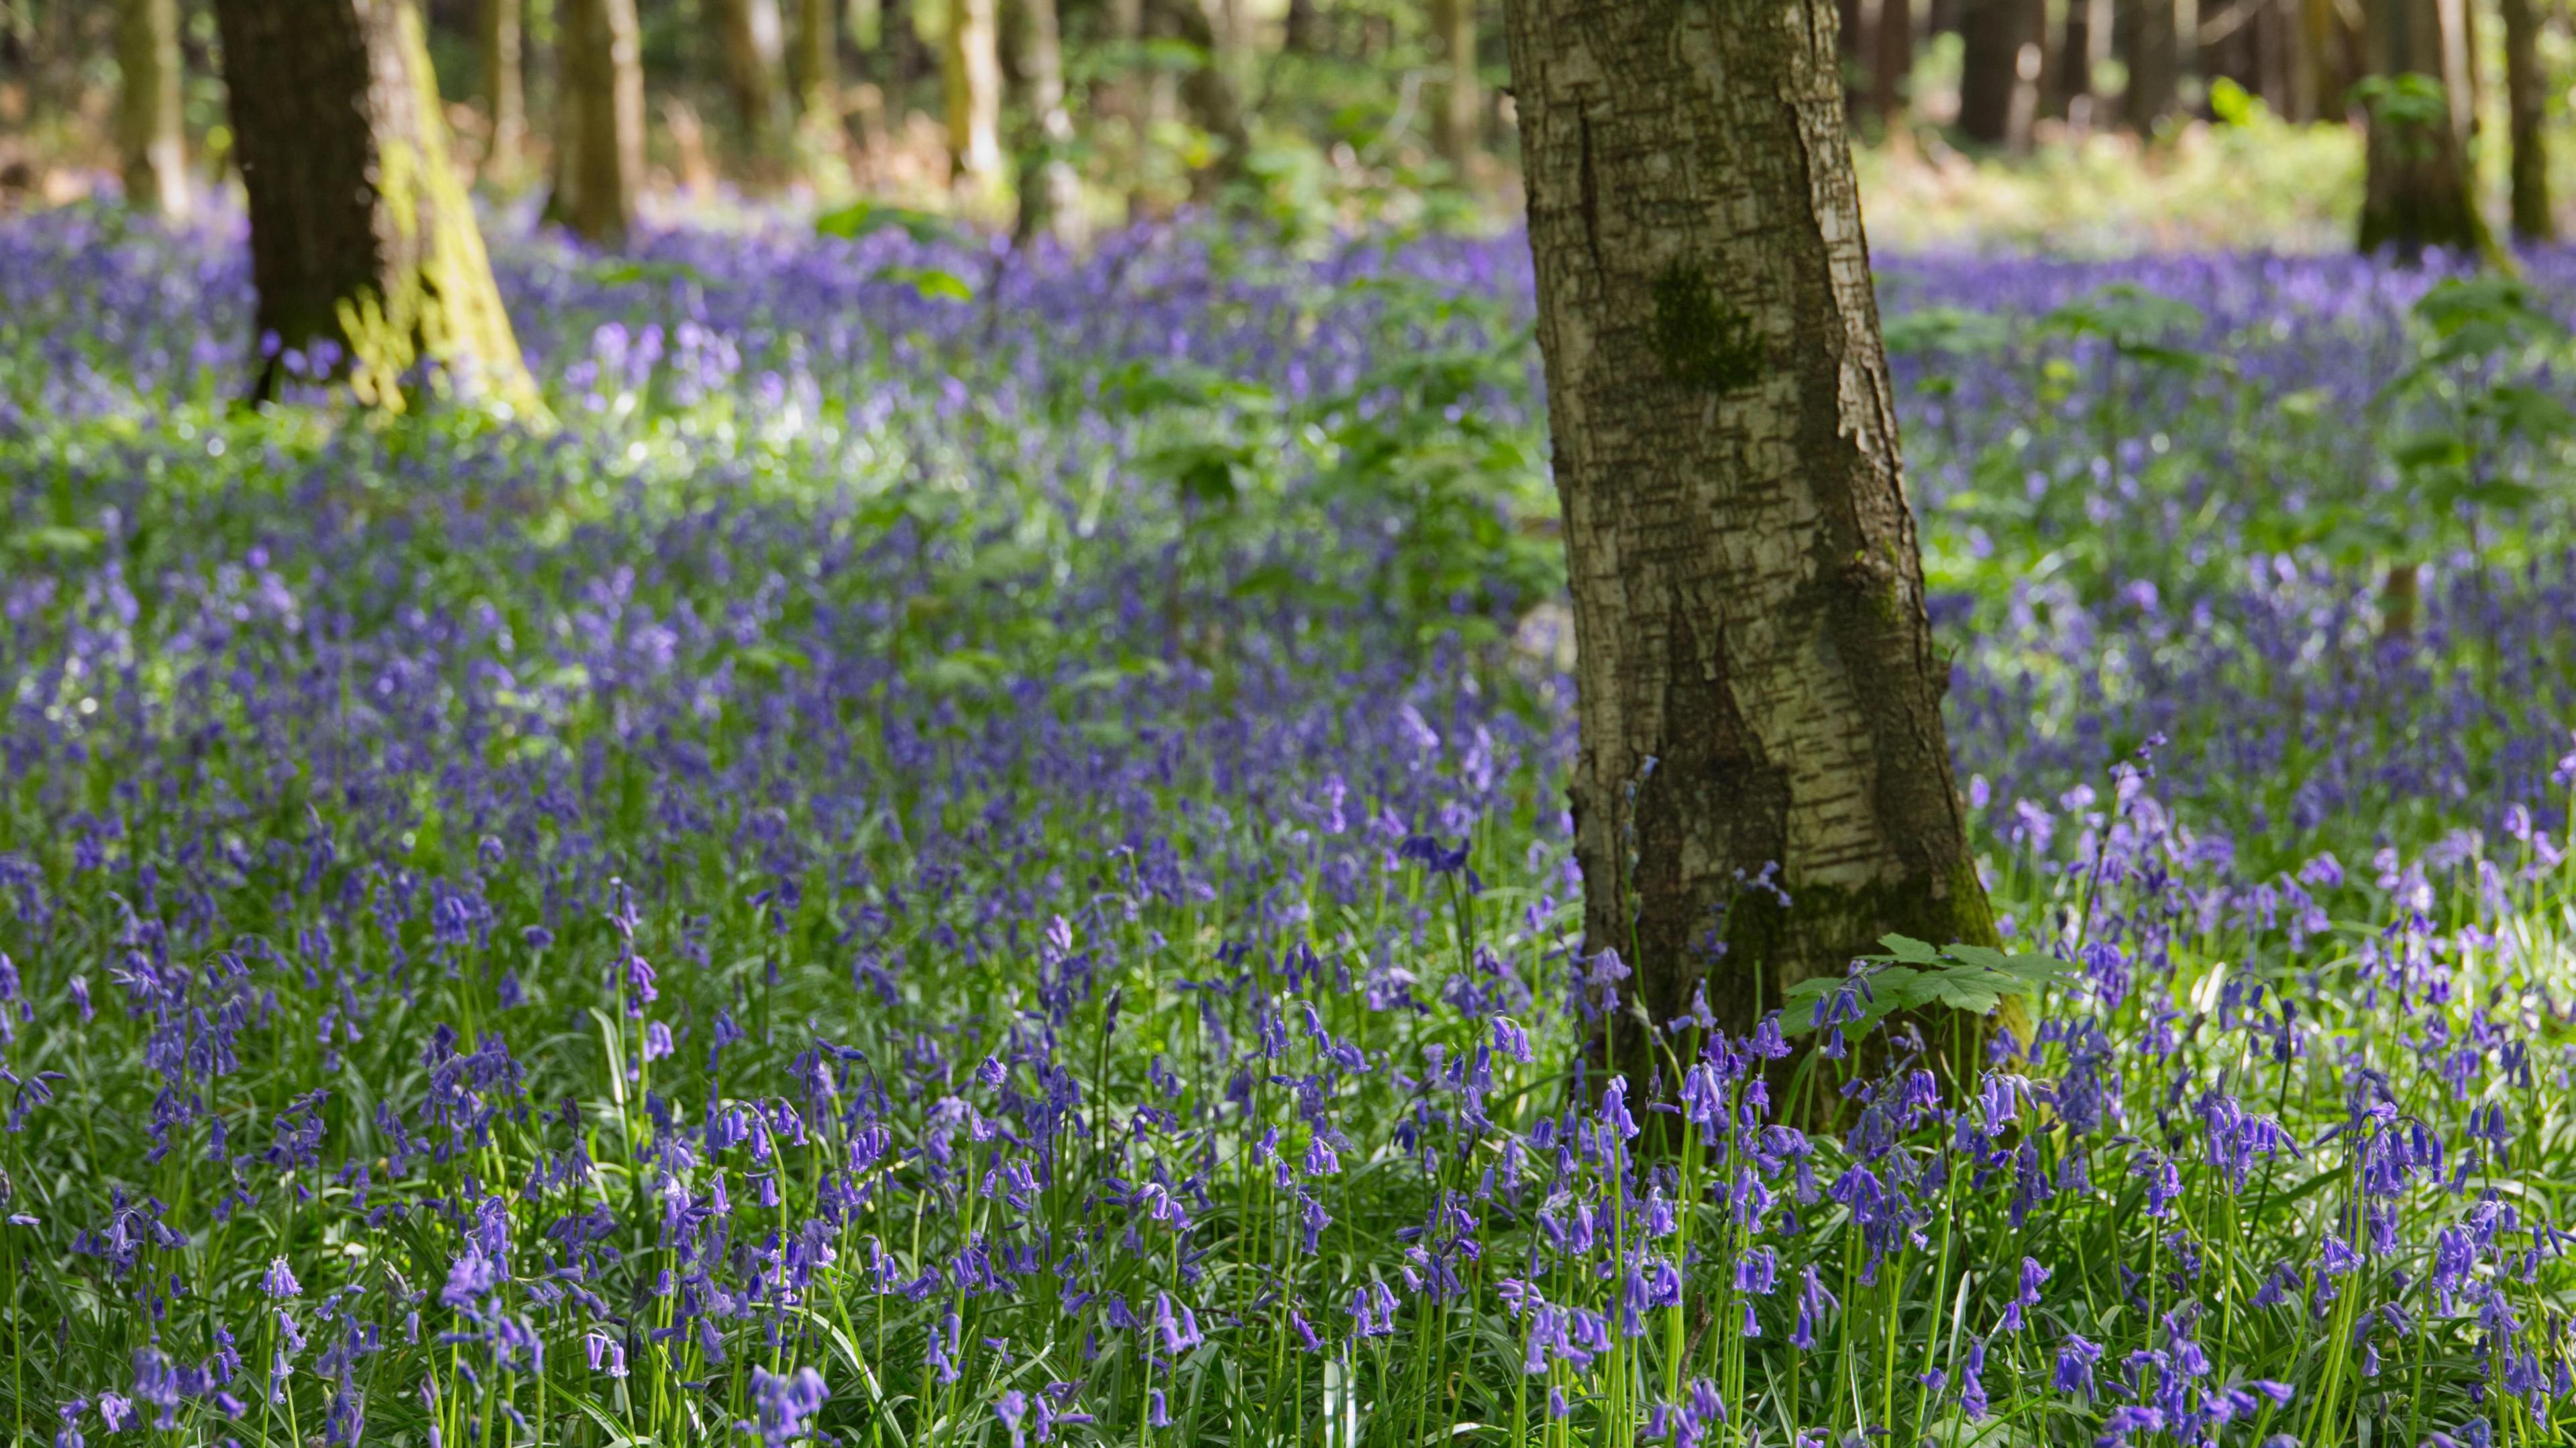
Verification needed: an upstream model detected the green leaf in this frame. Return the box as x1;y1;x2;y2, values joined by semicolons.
1878;934;1943;964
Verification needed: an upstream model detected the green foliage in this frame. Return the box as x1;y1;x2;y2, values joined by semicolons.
1781;935;2082;1037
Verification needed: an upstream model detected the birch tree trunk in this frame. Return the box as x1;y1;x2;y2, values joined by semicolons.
791;0;838;133
2502;0;2553;242
714;0;787;163
117;0;189;218
2358;0;2485;256
480;0;525;174
547;0;644;246
1501;0;1996;1083
211;0;536;412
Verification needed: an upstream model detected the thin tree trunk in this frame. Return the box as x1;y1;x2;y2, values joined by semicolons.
1011;0;1085;244
546;0;643;245
792;0;838;132
714;0;786;162
2503;0;2553;241
2359;0;2485;256
1500;0;1998;1087
211;0;535;410
480;0;525;172
1957;0;2025;143
117;0;189;217
2059;0;2099;123
1430;0;1479;168
945;0;1006;191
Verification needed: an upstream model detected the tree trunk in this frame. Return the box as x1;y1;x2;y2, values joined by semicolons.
1283;0;1322;53
1499;0;1998;1086
1148;0;1252;194
2502;0;2552;241
1874;0;1915;126
480;0;525;173
211;0;535;410
2358;0;2485;256
1430;0;1479;168
792;0;838;131
546;0;643;245
714;0;786;162
945;0;1006;192
1011;0;1085;244
117;0;189;218
1957;0;2025;143
2124;0;2180;129
2060;0;2105;123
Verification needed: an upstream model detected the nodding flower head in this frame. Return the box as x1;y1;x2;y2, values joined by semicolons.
262;1256;301;1300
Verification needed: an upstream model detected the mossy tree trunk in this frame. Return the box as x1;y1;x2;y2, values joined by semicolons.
547;0;644;246
1010;0;1085;245
2359;0;2487;256
212;0;537;412
1501;0;1998;1087
1429;0;1479;168
117;0;189;218
2502;0;2553;242
480;0;525;174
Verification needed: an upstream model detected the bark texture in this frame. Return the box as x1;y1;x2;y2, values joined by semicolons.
1499;0;1997;1081
2359;0;2486;256
547;0;644;246
1430;0;1480;166
117;0;189;217
945;0;1006;191
480;0;525;171
1011;0;1087;245
212;0;535;411
2502;0;2553;242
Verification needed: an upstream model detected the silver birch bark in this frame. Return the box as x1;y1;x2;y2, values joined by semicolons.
117;0;189;218
1500;0;1996;1079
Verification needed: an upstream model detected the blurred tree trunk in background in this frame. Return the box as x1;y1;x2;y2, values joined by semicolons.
547;0;643;244
1429;0;1478;166
1957;0;2025;142
2357;0;2485;255
2123;0;2179;128
2059;0;2106;125
1501;0;1999;1082
714;0;786;162
1011;0;1085;243
1283;0;1321;52
1874;0;1914;127
117;0;189;217
1148;0;1250;194
791;0;839;134
2502;0;2553;241
946;0;1006;192
480;0;525;174
211;0;535;409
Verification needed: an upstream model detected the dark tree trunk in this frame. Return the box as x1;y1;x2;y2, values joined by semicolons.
1841;0;1872;124
1957;0;2025;143
1283;0;1322;53
2359;0;2486;256
2060;0;2104;122
1873;0;1915;125
480;0;524;172
117;0;189;217
2502;0;2553;241
211;0;535;409
1499;0;1999;1089
545;0;643;245
2124;0;2180;129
